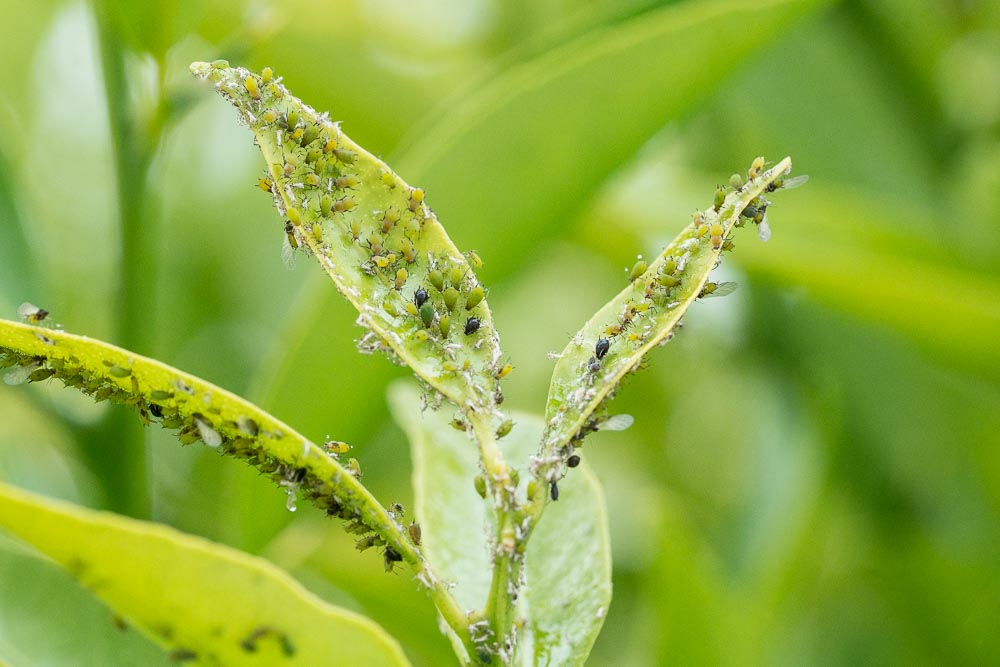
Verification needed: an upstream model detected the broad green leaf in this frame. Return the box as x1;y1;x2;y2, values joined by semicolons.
392;0;826;277
389;382;612;666
0;318;418;569
0;539;171;666
190;62;504;415
0;482;410;666
534;158;797;495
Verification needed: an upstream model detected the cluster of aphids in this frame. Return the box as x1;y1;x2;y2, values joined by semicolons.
2;305;384;534
214;62;498;371
347;502;422;573
583;158;807;380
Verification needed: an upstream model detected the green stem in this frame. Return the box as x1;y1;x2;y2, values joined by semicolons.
89;0;159;517
471;415;519;664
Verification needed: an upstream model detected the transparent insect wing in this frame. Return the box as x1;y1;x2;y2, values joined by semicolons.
16;302;38;320
281;235;298;270
780;174;809;190
705;282;739;298
757;215;772;242
598;414;635;432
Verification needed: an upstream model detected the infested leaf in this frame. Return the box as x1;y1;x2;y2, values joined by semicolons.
0;482;411;666
190;62;504;414
0;318;418;569
532;157;799;495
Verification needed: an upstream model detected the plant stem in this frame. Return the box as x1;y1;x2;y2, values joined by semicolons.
471;414;519;664
89;0;157;517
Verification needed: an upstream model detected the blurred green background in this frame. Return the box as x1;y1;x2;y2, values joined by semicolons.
2;0;999;664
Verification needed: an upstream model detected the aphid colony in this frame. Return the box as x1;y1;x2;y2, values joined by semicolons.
0;331;414;572
542;157;803;495
204;62;503;407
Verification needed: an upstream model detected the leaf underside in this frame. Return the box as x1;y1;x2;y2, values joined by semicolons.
535;158;796;487
190;61;504;416
0;319;413;565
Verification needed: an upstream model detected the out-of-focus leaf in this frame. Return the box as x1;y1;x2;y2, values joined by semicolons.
393;0;826;279
0;539;172;666
734;187;1000;378
0;482;411;666
0;138;38;313
389;382;612;666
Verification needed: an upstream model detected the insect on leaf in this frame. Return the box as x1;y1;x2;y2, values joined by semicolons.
190;61;504;414
533;157;800;492
0;318;418;568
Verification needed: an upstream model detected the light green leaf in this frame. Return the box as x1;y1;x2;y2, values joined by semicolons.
191;62;504;415
0;318;419;570
393;0;826;276
389;382;612;666
0;539;171;666
0;482;410;666
533;158;796;498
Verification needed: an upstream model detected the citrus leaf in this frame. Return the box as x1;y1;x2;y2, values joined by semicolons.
389;382;612;665
190;61;504;415
532;158;797;499
0;482;411;666
0;318;419;572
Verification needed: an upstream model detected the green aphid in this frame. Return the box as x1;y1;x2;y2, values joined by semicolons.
428;269;445;291
448;266;464;287
443;288;459;312
419;303;435;328
333;148;357;164
713;185;726;212
465;286;485;310
496;418;514;438
28;368;56;383
300;125;320;147
438;314;451;337
629;260;647;282
474;475;487;499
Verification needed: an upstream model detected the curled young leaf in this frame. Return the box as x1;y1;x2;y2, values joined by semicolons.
190;62;504;415
531;157;799;506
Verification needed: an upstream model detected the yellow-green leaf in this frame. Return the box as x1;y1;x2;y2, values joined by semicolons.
190;61;504;414
0;318;418;570
532;158;796;503
0;482;410;666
